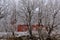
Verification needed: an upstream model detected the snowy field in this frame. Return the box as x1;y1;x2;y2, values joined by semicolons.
0;32;29;37
0;31;39;37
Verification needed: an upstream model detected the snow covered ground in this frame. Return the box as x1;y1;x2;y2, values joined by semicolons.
0;32;29;37
14;31;29;37
0;31;38;37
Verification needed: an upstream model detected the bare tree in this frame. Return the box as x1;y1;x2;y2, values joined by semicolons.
10;0;17;37
18;0;36;39
0;0;7;19
44;0;60;40
37;0;45;40
36;0;60;40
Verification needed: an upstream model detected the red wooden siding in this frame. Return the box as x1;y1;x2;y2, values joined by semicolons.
17;25;28;32
17;24;44;32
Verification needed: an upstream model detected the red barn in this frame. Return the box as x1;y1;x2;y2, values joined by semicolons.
17;24;44;32
17;25;28;32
